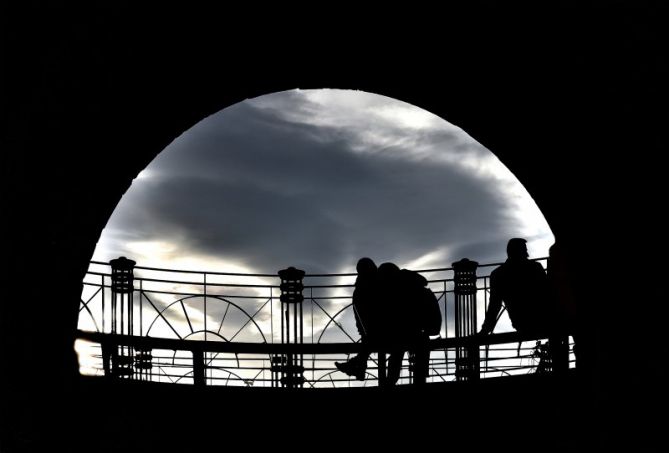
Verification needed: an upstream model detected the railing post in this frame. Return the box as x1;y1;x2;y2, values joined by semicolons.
273;267;306;388
452;258;480;381
109;257;136;379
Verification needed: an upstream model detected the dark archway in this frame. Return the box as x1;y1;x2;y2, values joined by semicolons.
3;6;667;452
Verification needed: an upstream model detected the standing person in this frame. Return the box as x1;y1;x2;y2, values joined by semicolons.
335;257;379;380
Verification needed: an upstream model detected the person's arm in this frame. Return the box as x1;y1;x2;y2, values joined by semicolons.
480;270;502;335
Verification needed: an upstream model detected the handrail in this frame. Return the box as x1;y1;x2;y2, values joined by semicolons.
77;256;563;388
76;329;554;354
89;257;548;277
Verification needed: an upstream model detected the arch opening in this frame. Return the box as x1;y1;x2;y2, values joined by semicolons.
76;88;556;382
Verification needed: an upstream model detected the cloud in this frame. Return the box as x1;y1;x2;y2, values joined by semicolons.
98;89;552;277
81;89;554;357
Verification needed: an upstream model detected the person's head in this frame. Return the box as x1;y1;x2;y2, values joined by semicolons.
378;262;400;280
507;238;529;260
356;257;377;276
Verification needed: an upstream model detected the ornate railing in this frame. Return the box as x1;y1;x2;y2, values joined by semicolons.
76;258;575;387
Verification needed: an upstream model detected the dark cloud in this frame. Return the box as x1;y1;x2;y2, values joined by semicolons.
100;90;552;276
78;90;554;370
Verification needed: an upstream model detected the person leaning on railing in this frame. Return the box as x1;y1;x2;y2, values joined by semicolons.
479;238;569;373
335;257;380;380
335;259;440;385
479;238;553;336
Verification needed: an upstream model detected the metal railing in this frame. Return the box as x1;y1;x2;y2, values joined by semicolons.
76;258;575;387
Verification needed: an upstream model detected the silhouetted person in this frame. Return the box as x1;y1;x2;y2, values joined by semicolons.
480;238;552;336
336;260;440;385
336;261;408;384
383;263;440;386
547;242;574;373
335;257;379;380
480;238;570;375
377;262;410;385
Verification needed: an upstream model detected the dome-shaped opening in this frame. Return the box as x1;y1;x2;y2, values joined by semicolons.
76;89;557;386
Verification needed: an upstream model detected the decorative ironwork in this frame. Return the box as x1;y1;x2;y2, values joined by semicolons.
274;267;306;388
452;258;479;381
77;256;574;388
108;257;136;379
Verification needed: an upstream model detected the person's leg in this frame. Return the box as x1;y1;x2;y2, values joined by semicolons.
387;350;405;385
335;350;370;380
411;339;430;385
355;350;371;364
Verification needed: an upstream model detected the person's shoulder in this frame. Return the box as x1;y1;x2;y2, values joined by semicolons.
525;260;547;278
401;268;427;287
528;260;546;271
491;263;506;275
490;265;506;283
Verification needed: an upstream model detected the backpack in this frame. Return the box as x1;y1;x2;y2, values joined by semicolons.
400;269;442;336
420;287;442;336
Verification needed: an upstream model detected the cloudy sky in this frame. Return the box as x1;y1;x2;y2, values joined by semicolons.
77;89;556;380
91;89;554;274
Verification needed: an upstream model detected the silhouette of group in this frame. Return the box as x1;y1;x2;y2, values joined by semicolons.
336;238;569;384
335;258;441;385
